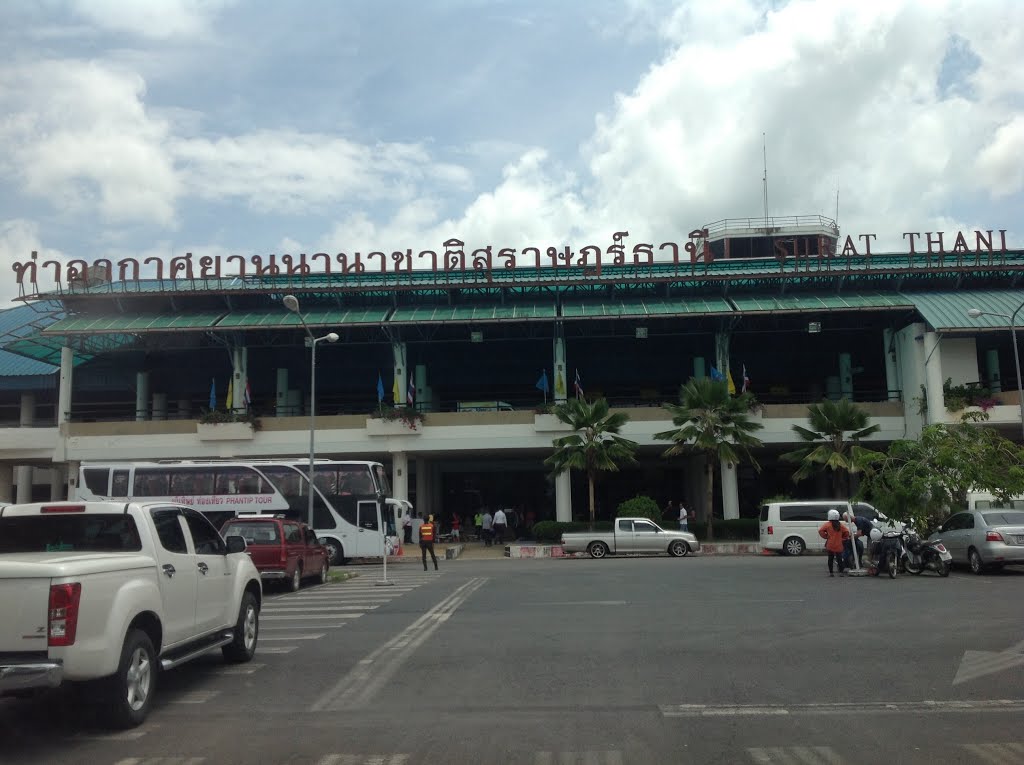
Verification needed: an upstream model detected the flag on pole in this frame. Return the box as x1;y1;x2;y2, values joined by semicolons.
742;364;750;393
407;375;415;406
392;375;400;404
376;372;385;403
710;367;725;382
535;370;549;394
554;369;565;396
573;368;584;399
244;380;252;408
225;379;234;410
727;369;736;395
208;378;217;410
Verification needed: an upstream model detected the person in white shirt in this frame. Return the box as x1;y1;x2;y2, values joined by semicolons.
401;509;413;544
678;503;689;531
492;508;508;544
481;510;494;547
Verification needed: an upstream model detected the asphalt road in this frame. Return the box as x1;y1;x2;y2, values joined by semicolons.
2;555;1023;765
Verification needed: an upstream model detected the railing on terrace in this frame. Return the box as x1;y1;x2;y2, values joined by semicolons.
65;389;905;423
0;403;58;428
703;215;840;238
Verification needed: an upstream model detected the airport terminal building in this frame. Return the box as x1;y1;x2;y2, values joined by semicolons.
1;216;1022;523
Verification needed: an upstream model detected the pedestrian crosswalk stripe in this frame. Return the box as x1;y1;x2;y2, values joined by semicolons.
257;646;297;654
114;758;205;765
262;614;363;620
962;742;1024;764
262;605;379;612
169;690;220;705
747;746;843;764
216;663;264;675
315;755;409;765
534;751;625;764
260;634;324;640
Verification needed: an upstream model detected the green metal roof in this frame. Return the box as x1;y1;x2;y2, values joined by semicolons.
43;313;226;334
217;308;390;329
729;292;915;313
562;297;734;318
389;304;557;323
900;290;1024;331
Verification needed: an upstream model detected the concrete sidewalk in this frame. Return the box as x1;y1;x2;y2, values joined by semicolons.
382;539;764;563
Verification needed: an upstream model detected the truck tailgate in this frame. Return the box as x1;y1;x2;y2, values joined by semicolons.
0;577;51;652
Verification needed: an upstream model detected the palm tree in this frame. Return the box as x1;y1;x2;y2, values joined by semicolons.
544;397;639;525
654;377;764;541
780;398;884;497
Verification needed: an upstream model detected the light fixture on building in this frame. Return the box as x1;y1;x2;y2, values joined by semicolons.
470;331;483;343
808;321;822;334
635;327;648;339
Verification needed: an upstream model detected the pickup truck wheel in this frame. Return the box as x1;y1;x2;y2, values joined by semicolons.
222;591;259;663
587;541;609;559
669;540;689;557
103;629;157;729
323;538;346;566
319;562;329;584
289;566;302;592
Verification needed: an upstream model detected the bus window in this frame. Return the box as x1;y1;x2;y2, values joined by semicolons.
111;469;130;498
257;465;337;529
170;468;215;496
83;468;110;495
374;464;392;496
214;467;273;495
134;469;171;497
357;500;379;531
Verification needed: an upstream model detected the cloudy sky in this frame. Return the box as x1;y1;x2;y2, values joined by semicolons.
0;0;1021;301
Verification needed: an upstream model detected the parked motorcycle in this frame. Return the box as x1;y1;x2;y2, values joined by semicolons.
903;529;952;577
869;529;906;579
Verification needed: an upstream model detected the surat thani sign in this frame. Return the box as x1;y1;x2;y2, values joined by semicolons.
10;227;1014;293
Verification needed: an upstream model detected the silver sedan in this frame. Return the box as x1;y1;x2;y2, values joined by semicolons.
929;510;1024;574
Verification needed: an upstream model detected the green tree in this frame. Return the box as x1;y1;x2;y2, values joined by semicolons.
654;377;764;541
615;495;662;523
544;397;639;525
780;398;883;497
857;423;1024;532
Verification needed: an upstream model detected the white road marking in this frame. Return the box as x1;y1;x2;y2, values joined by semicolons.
534;753;625;765
170;690;220;704
256;646;297;654
962;742;1024;765
311;577;487;711
262;614;363;620
747;746;844;764
534;601;628;606
662;699;1024;717
954;649;1024;685
77;725;155;742
260;633;325;640
216;663;264;675
260;625;348;630
315;755;409;765
114;759;205;765
262;605;379;612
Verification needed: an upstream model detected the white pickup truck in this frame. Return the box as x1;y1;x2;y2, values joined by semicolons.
0;501;262;727
560;517;701;558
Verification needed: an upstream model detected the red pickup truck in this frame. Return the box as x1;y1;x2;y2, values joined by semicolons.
221;515;329;592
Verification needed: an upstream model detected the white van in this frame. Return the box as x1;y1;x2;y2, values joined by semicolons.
966;491;1024;511
759;500;887;555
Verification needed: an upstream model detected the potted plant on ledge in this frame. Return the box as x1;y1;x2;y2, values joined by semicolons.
367;406;424;434
196;409;261;440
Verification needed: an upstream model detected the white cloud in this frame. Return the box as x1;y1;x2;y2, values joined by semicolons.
0;220;67;304
68;0;235;40
976;116;1024;198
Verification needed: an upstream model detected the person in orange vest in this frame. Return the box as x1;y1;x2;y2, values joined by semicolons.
419;514;439;571
818;509;851;577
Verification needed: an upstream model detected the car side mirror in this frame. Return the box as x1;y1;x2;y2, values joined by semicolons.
225;535;247;554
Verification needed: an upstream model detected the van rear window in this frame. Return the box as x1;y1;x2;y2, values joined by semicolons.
0;514;142;553
222;522;280;544
779;505;830;522
759;505;769;522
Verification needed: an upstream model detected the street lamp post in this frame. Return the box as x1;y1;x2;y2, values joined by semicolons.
283;294;339;526
967;301;1024;440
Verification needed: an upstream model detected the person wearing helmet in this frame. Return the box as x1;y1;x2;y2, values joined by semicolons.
841;510;875;568
818;508;851;577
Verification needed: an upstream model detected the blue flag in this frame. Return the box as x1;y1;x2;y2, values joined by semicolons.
209;378;217;409
376;372;385;402
535;369;549;394
710;366;725;382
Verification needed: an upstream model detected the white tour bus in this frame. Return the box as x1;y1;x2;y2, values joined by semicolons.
76;460;397;565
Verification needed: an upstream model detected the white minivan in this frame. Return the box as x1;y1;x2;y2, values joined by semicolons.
759;500;889;555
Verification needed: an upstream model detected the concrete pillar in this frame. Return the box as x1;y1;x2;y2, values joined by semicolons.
16;466;32;503
50;465;66;501
986;349;1002;393
839;352;853;399
693;357;706;380
58;347;74;424
430;462;443;520
66;460;81;499
392;451;409;502
0;463;12;502
923;331;946;426
20;392;35;427
414;457;430;516
177;397;191;419
152;393;168;421
391;342;407;408
720;458;739;520
414;364;431;412
136;371;150;421
275;368;288;416
553;335;567;404
883;329;900;400
714;331;730;380
555;471;572;522
287;389;301;416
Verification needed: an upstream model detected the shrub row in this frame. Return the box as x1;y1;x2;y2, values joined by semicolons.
686;518;760;540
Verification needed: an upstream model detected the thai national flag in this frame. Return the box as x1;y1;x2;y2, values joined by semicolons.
407;375;415;406
742;364;751;393
573;368;584;399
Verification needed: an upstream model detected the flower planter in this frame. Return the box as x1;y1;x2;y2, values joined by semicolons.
196;422;255;441
366;417;421;436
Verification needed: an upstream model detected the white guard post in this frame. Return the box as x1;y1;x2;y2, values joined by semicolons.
847;518;866;576
376;535;395;587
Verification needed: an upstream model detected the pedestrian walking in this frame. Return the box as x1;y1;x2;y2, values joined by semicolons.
818;509;851;577
419;514;438;571
451;513;461;542
493;508;508;545
402;507;413;545
474;511;483;540
678;502;689;532
481;510;493;546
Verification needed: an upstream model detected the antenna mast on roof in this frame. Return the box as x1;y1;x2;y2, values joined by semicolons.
762;133;769;234
835;176;840;227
